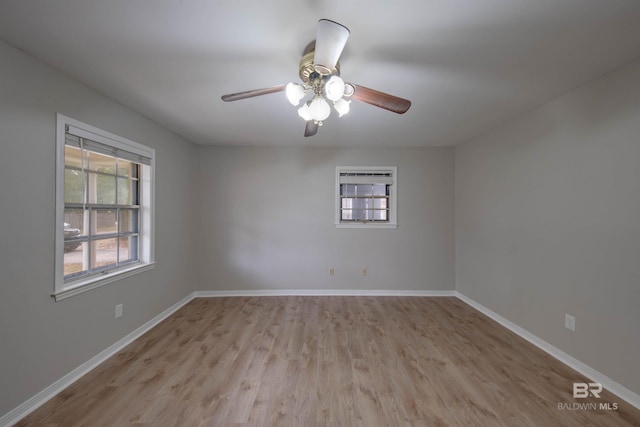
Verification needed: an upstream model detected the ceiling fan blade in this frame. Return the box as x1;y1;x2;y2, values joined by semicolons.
349;84;411;114
313;19;350;74
221;84;287;102
304;120;319;137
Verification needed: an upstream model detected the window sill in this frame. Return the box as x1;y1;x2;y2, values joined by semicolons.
335;223;398;229
53;262;156;301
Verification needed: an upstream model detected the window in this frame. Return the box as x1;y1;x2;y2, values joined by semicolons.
335;166;397;228
54;114;155;300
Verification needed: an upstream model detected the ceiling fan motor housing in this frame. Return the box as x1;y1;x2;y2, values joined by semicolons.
299;43;340;91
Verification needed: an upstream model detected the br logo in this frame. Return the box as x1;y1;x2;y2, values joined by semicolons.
573;382;602;398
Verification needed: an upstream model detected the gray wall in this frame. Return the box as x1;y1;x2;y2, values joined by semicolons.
0;40;199;415
197;146;455;292
455;58;640;394
4;26;639;419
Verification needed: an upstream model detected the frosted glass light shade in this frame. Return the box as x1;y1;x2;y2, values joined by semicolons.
344;83;355;97
314;19;350;74
298;102;313;121
325;76;345;102
286;82;305;106
309;97;331;121
333;98;350;117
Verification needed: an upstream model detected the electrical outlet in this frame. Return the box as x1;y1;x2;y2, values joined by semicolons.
565;314;575;331
361;267;367;276
115;303;123;319
329;268;334;276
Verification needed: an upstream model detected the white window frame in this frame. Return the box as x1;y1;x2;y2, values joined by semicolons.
335;166;397;229
54;114;155;301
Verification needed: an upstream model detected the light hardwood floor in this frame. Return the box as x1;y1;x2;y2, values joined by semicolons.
16;297;640;426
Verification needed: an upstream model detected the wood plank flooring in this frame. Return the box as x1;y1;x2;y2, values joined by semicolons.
16;296;640;426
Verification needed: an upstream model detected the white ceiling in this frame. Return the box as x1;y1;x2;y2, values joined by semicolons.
1;1;640;147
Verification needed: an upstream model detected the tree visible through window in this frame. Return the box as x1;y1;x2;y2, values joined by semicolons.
63;139;141;278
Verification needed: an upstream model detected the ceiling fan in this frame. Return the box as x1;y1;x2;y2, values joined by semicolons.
221;19;411;137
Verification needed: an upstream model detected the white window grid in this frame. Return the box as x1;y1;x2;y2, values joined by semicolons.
54;114;155;300
335;166;397;229
63;140;142;281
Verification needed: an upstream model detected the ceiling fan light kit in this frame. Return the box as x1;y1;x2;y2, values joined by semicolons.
288;74;352;123
222;19;411;137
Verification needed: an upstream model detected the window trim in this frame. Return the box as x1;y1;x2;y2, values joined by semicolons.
54;114;155;301
335;166;398;229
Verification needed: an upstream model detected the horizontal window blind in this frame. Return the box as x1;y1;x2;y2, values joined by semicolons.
339;171;394;185
66;126;152;165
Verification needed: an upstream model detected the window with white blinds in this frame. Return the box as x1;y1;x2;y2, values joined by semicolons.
54;114;155;300
335;167;397;228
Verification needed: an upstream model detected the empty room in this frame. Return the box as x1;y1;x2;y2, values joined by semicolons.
1;1;640;426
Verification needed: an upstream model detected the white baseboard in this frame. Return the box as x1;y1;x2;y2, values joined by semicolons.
4;289;638;426
0;293;196;427
455;291;640;410
194;289;457;297
1;289;453;426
